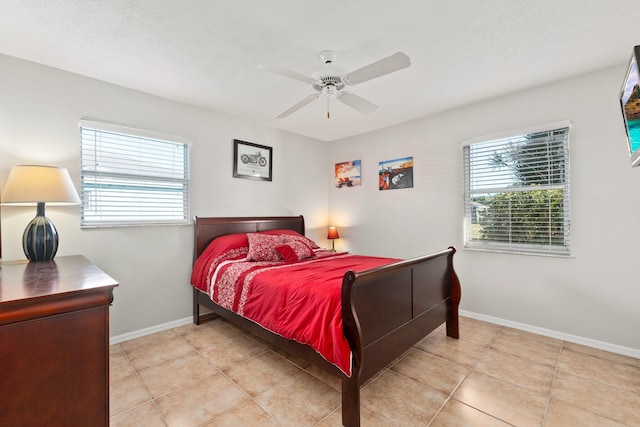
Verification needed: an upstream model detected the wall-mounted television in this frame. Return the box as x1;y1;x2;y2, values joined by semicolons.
620;45;640;168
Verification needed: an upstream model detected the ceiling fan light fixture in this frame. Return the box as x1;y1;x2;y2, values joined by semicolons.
261;50;410;119
324;85;338;98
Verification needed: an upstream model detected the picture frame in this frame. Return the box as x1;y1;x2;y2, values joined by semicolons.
233;139;273;181
335;159;362;188
379;156;414;190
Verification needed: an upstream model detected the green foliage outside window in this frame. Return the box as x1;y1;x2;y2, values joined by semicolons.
477;189;565;245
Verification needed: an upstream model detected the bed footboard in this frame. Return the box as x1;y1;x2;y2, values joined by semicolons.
340;247;460;427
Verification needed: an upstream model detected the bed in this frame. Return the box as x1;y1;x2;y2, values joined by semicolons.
191;215;461;427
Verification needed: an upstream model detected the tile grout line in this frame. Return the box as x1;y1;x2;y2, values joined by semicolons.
111;341;171;426
183;320;330;425
426;325;508;426
117;327;231;426
174;323;280;426
138;329;183;427
540;340;564;427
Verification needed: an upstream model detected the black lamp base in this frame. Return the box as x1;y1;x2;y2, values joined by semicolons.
22;202;58;262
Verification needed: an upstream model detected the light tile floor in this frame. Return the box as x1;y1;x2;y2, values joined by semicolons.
110;317;640;426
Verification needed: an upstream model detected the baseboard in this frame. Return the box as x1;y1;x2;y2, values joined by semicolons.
110;316;193;345
460;310;640;360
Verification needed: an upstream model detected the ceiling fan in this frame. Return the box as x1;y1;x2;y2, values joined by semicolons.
259;51;411;119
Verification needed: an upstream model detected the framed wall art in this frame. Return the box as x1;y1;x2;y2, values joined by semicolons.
233;139;272;181
379;156;413;190
334;159;361;188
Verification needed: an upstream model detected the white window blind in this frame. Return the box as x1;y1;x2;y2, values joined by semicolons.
80;120;190;227
463;123;570;255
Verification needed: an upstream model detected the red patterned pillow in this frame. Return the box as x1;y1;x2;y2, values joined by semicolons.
276;241;315;263
247;233;288;262
259;229;320;249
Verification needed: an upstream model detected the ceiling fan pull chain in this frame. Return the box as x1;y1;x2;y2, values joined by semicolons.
327;95;331;119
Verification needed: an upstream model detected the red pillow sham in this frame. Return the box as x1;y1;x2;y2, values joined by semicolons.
275;241;315;262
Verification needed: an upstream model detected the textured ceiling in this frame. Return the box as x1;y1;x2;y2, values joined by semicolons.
1;1;639;141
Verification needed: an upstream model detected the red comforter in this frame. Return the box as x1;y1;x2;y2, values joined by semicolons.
192;251;398;376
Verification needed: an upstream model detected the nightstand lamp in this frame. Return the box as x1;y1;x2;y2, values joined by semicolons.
1;165;80;262
327;226;340;252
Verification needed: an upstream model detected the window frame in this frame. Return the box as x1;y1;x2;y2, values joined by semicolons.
463;121;571;256
80;119;190;228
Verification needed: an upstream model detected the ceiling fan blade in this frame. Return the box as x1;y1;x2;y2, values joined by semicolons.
342;52;411;85
337;92;378;114
276;94;320;119
258;64;317;85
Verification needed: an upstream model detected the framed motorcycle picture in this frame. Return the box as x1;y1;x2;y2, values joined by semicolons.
233;139;273;181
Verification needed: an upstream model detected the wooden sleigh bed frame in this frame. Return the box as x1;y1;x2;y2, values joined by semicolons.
192;215;461;427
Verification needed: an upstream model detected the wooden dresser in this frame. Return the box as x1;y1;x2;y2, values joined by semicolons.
0;255;118;427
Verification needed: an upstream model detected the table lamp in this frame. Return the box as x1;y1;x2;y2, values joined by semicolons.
327;226;340;252
1;165;80;261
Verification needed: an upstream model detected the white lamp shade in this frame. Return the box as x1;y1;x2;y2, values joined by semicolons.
2;165;80;205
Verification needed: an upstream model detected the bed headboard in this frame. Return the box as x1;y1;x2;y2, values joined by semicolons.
193;215;306;260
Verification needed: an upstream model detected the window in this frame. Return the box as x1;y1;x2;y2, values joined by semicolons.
463;122;570;255
80;120;190;227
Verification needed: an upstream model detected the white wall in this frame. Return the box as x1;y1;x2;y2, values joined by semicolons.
0;54;329;337
329;65;640;355
4;52;638;357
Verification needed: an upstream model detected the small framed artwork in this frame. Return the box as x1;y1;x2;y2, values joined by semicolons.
335;160;362;188
233;139;273;181
379;156;414;190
